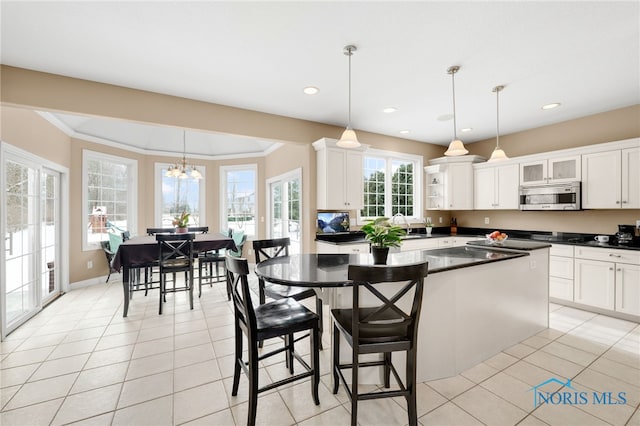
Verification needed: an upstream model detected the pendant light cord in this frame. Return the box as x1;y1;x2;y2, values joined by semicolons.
346;46;353;128
451;71;457;140
495;88;500;148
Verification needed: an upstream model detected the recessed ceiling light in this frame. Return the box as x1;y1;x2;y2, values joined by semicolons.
542;102;561;110
303;86;319;95
383;107;398;113
400;130;410;134
461;128;473;133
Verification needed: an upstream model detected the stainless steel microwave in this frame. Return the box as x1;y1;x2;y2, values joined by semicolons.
519;182;581;210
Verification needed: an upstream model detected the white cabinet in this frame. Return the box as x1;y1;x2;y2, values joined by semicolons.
474;163;519;210
314;138;366;210
316;241;369;254
425;156;483;211
615;263;640;316
574;258;615;310
582;148;640;209
549;244;574;301
520;155;581;185
400;238;440;252
574;246;640;315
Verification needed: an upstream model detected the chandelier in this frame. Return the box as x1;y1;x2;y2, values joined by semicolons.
166;130;202;179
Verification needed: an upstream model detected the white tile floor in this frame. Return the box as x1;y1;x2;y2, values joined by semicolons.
1;273;639;426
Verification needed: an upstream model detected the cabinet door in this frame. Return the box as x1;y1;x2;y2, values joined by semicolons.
548;156;581;183
574;259;615;309
615;264;640;316
621;147;640;209
345;151;364;209
550;276;574;301
474;167;496;209
550;255;574;279
520;160;547;185
496;164;520;209
582;150;622;209
473;168;496;210
324;149;348;209
446;163;473;210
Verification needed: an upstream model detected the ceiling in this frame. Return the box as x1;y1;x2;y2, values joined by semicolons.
2;1;639;157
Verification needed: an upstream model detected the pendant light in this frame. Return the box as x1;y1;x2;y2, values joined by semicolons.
165;130;202;180
443;65;469;156
488;85;509;162
337;45;361;148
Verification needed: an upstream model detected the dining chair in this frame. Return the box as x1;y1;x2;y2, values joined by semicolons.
146;227;174;235
121;230;159;296
252;238;324;353
226;255;320;426
100;240;118;283
331;261;429;426
156;233;195;314
198;229;246;299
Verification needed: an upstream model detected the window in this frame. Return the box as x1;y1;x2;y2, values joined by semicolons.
82;150;137;250
221;165;257;237
154;163;206;227
361;150;422;221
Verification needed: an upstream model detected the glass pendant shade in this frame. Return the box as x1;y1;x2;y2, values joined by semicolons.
337;128;360;148
488;147;508;162
444;139;469;156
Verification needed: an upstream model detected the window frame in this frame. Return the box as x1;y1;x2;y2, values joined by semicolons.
154;162;206;227
220;164;258;238
82;150;138;251
359;148;423;224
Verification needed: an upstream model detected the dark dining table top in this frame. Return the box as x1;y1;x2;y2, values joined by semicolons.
112;232;236;271
254;246;528;288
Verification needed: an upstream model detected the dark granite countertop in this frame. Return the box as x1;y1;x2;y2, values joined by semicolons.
255;247;528;287
466;239;552;251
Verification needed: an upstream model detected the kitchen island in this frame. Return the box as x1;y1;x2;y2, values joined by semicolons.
257;243;550;382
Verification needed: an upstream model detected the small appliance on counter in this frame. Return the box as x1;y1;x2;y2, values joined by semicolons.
615;224;640;247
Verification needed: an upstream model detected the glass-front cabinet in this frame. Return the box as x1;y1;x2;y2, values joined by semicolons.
520;155;581;185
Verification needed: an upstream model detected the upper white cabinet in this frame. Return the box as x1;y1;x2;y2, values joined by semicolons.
313;138;367;210
582;147;640;209
473;163;519;210
425;156;483;211
520;155;581;185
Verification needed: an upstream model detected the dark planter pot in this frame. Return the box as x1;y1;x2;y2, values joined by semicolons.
371;246;390;264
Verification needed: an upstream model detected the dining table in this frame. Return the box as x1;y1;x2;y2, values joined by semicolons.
112;232;236;317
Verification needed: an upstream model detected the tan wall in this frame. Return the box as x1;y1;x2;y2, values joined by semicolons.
0;107;71;167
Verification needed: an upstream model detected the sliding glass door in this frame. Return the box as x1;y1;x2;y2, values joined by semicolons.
267;169;302;254
2;145;65;339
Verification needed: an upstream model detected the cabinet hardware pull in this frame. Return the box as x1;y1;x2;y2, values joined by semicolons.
617;268;622;272
608;254;622;258
616;201;621;204
622;200;628;204
609;267;614;271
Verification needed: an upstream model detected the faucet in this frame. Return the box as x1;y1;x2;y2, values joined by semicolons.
392;213;412;234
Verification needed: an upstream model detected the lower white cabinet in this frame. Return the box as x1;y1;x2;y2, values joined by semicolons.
316;241;369;254
573;246;640;316
574;258;616;310
615;263;640;316
549;244;574;301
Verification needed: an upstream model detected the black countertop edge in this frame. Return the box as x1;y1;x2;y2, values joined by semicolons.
420;248;529;274
316;227;640;250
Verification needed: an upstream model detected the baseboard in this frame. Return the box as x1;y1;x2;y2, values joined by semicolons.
69;275;110;290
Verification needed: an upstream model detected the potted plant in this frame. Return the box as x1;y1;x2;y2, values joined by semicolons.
361;217;406;264
424;218;433;236
172;212;190;233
